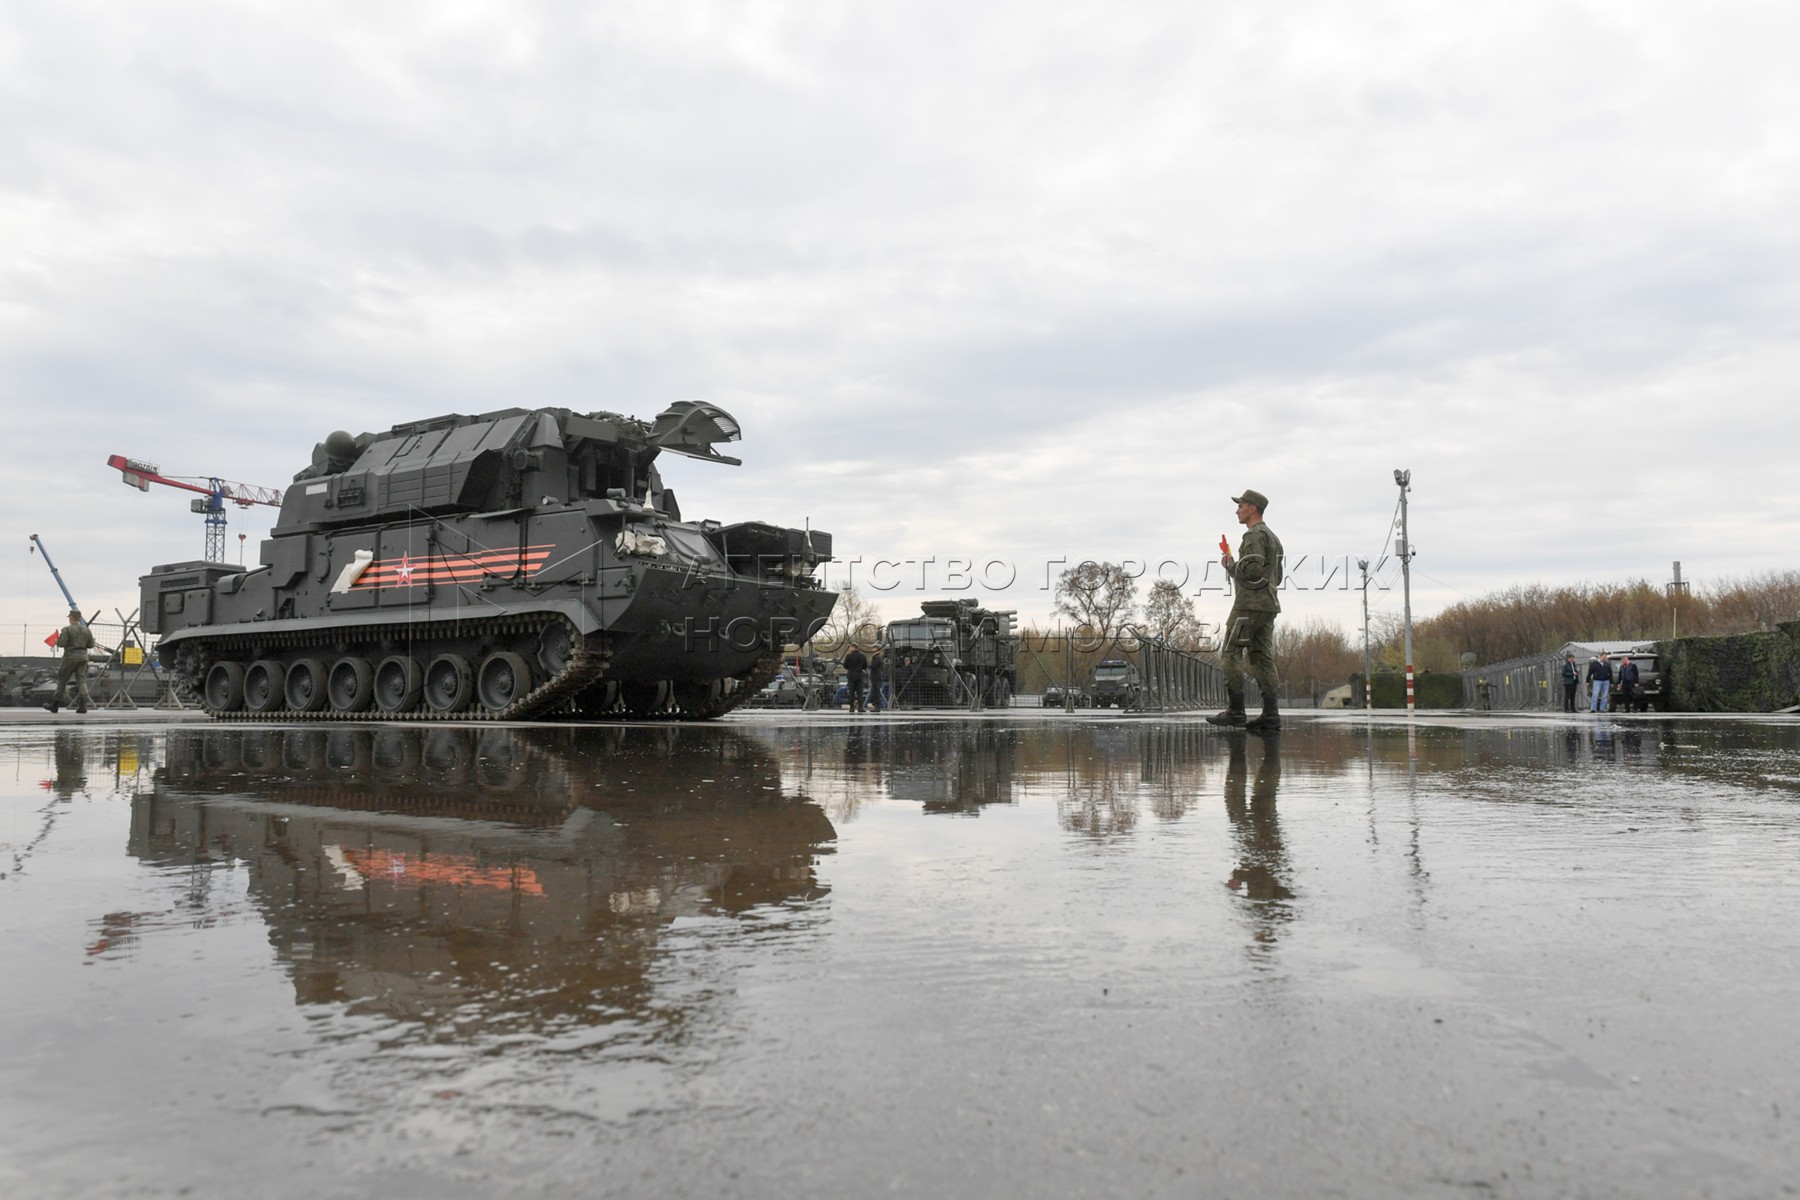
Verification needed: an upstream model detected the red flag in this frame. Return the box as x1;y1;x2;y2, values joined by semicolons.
44;630;59;648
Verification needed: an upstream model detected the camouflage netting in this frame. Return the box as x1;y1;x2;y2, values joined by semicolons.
1660;622;1800;712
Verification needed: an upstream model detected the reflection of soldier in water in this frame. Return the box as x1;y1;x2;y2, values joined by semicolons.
51;731;89;799
1224;735;1291;903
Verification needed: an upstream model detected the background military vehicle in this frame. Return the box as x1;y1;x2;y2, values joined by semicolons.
1089;659;1142;708
1042;683;1090;708
140;402;836;720
885;599;1017;707
0;661;51;706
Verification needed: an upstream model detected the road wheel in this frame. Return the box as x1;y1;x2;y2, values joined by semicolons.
374;656;423;713
328;657;374;713
537;621;575;679
674;679;722;716
243;660;286;714
477;651;532;713
204;661;246;712
426;654;475;714
285;658;329;713
572;680;618;716
620;679;667;717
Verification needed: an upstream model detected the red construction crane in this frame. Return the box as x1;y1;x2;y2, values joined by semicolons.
107;454;284;563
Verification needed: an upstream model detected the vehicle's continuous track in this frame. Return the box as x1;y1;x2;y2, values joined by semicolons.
172;613;780;722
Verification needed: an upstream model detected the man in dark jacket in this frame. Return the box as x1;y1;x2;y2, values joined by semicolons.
842;646;868;713
1616;656;1640;712
1560;653;1580;712
1586;654;1613;713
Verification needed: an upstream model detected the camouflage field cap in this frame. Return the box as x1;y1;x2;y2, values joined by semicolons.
1231;488;1269;510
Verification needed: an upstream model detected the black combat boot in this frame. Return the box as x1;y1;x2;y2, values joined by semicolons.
44;697;60;714
1245;696;1281;734
76;700;88;714
1206;689;1247;727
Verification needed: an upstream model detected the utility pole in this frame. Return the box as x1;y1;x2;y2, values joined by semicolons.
1394;470;1415;716
1358;557;1372;713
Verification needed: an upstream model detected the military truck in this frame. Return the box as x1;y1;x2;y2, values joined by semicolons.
885;599;1018;707
1089;659;1142;708
140;402;836;721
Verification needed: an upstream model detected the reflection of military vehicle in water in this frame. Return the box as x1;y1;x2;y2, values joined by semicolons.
124;726;834;1032
871;724;1020;814
1088;659;1142;709
738;719;1222;825
139;403;836;721
885;599;1017;707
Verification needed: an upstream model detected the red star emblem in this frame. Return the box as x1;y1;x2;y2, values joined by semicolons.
396;555;414;585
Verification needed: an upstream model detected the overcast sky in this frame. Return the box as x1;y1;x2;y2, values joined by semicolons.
4;0;1797;652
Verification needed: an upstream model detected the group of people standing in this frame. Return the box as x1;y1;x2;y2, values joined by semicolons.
1561;651;1641;713
840;645;887;713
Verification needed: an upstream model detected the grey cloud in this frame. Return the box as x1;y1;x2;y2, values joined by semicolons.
4;0;1797;637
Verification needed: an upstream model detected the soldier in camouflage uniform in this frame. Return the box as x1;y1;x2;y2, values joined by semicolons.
1207;489;1284;733
47;608;95;714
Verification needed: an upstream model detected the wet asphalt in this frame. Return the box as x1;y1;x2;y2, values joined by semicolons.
1;707;1796;1200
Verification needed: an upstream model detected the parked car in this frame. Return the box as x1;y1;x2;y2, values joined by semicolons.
1043;684;1091;708
750;672;835;708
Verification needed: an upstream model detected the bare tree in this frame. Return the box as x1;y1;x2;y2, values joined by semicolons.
1396;569;1800;668
812;585;884;653
1054;561;1139;639
1707;570;1800;632
1275;618;1360;705
1141;579;1201;647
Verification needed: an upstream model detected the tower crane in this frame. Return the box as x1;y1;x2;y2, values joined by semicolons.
107;454;284;563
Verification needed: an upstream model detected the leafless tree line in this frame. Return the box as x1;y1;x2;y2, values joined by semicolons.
1402;570;1800;669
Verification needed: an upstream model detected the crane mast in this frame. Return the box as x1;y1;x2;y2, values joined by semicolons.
28;534;85;617
108;454;283;563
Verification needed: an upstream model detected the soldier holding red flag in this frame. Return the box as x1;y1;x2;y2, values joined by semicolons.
46;609;95;714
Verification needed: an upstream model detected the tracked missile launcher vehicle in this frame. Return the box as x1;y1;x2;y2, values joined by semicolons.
140;402;836;721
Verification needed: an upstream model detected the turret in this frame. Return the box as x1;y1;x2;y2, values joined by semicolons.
277;401;743;533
